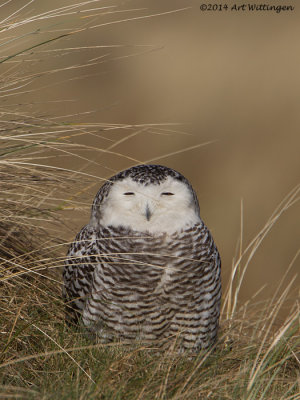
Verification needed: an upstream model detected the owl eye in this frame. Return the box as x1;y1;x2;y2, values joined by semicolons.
161;192;174;196
123;192;135;195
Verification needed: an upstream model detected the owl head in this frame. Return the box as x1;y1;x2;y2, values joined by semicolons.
90;165;201;234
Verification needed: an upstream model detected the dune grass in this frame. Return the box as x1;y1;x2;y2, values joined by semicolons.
0;2;299;399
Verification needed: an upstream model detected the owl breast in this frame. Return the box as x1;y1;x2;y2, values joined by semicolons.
74;223;221;350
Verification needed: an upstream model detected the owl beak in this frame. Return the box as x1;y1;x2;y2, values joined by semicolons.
145;203;152;221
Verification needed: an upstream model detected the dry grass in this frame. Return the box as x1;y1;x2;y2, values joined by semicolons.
0;2;299;399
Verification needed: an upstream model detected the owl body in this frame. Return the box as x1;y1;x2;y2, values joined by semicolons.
63;165;221;351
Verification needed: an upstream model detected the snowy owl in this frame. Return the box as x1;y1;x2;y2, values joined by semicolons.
63;164;221;351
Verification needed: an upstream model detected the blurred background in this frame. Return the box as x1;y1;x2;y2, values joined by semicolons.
1;0;299;311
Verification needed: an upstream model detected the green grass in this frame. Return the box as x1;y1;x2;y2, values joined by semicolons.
0;2;299;399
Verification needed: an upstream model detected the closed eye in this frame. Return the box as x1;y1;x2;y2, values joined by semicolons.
161;192;174;196
123;192;135;195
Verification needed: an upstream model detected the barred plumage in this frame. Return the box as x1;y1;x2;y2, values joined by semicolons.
63;164;221;351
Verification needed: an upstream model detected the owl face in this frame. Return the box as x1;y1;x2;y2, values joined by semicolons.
99;175;200;234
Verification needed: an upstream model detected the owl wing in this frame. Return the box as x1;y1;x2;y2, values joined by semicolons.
194;223;222;348
63;224;100;324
